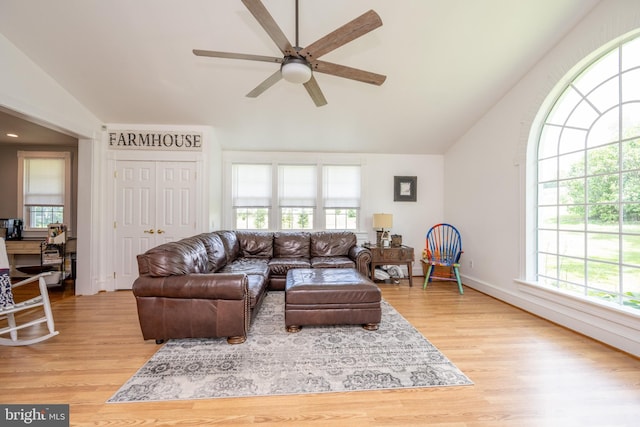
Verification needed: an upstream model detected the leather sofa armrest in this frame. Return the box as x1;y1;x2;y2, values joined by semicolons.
132;273;248;300
349;246;372;277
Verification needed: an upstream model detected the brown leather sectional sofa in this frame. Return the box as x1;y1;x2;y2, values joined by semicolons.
132;230;371;344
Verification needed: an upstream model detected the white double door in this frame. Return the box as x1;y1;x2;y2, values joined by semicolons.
114;160;198;289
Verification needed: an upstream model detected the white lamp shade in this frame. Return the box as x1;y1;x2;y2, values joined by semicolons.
281;59;312;84
372;213;393;229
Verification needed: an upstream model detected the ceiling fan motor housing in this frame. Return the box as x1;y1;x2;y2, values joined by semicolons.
281;56;312;84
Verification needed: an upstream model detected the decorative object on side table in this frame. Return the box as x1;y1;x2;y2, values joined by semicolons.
372;213;393;247
394;176;417;202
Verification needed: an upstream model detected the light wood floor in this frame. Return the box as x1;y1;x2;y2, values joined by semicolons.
1;279;639;426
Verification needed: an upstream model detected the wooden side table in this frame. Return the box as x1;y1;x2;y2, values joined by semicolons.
368;245;415;286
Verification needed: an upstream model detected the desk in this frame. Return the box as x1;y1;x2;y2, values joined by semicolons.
368;245;414;286
5;239;43;277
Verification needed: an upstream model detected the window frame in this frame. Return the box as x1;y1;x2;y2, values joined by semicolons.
17;151;72;232
533;32;640;312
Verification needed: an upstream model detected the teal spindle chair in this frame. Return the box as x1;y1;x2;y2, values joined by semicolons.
422;224;464;294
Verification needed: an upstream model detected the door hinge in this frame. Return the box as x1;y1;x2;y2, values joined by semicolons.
113;272;116;279
114;170;118;179
113;221;117;229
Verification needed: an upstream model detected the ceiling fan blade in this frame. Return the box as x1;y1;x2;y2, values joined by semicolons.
246;70;283;98
312;60;386;86
241;0;297;56
298;10;382;60
193;49;283;64
303;76;328;107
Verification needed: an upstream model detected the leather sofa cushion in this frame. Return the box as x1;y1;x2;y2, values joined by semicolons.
220;257;270;277
215;230;240;264
236;231;274;258
274;232;310;258
310;256;355;270
193;232;227;272
268;257;312;276
137;238;210;277
310;231;357;257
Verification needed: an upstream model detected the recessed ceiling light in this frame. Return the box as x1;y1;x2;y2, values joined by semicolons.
6;133;18;138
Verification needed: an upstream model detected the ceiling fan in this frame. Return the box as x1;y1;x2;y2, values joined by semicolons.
193;0;386;107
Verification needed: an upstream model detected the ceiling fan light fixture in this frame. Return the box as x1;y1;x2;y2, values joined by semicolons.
281;57;312;84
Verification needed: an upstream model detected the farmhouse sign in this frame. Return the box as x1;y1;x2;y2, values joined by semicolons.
108;130;203;151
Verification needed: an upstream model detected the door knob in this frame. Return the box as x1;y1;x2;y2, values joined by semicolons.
157;229;165;234
143;229;155;234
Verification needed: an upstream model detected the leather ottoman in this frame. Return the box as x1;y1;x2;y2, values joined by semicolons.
285;268;381;332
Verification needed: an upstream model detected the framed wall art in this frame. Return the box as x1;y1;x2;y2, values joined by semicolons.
394;176;417;202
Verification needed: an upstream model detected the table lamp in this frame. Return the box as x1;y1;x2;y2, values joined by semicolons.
372;213;393;247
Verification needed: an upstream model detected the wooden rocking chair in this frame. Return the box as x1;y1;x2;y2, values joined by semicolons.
1;238;59;346
421;223;464;294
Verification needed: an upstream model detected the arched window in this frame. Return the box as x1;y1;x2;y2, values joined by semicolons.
536;32;640;311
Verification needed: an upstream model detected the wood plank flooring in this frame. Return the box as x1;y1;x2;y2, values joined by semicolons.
1;279;639;426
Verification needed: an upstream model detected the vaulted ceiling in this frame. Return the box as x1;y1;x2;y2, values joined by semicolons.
0;0;600;153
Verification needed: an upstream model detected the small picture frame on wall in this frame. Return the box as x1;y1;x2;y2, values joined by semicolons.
394;176;417;202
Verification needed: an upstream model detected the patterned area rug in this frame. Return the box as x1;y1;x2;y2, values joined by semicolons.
108;292;472;402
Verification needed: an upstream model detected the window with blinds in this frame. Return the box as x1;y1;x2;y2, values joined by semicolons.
18;152;71;229
231;162;361;230
232;164;272;229
279;165;316;229
323;165;360;230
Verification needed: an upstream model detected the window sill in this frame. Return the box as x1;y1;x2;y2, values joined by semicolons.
515;279;640;324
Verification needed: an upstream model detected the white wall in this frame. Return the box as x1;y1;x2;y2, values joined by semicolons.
207;129;224;232
364;153;444;270
0;33;103;296
445;0;640;356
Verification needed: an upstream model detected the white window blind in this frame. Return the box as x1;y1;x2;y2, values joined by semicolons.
278;165;316;207
232;164;272;207
24;158;65;206
323;165;361;208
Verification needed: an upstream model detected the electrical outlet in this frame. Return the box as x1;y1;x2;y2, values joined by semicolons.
469;260;474;268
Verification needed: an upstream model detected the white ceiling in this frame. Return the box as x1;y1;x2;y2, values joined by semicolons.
0;0;600;154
